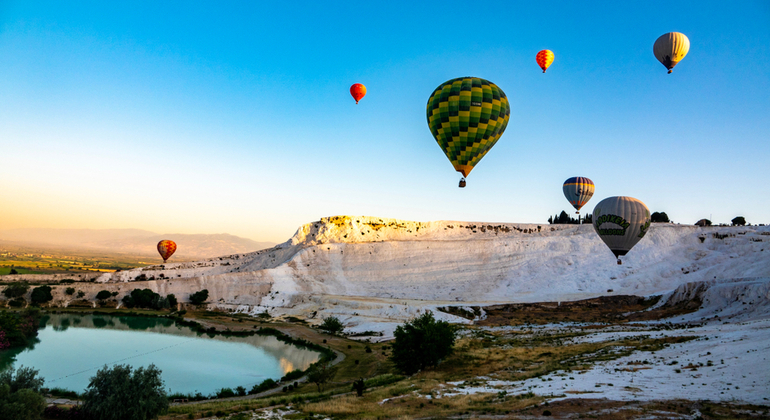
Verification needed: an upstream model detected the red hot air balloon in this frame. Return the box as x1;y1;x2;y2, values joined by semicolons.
536;50;555;73
350;83;366;104
157;240;177;263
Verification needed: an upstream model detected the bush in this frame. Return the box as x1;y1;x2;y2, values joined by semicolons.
249;378;277;395
0;309;41;348
65;287;76;295
30;286;53;305
76;291;85;298
216;388;235;398
167;294;178;308
3;282;29;299
9;298;26;307
318;316;344;334
96;290;112;301
82;364;168;420
390;311;456;375
189;289;209;305
0;366;46;420
732;216;747;226
235;386;246;396
122;288;169;310
651;212;670;223
281;369;304;382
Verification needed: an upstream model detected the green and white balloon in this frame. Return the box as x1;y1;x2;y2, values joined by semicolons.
592;196;651;263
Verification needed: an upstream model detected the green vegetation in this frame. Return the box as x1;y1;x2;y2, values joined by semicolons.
390;311;456;375
96;290;112;301
2;282;29;299
83;364;169;420
0;245;145;275
30;286;53;305
0;366;46;420
0;308;42;349
732;216;747;226
307;360;338;392
122;289;173;310
189;289;209;305
651;211;670;223
319;315;345;334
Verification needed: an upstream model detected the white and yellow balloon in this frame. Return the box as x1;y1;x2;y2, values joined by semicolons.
653;32;690;74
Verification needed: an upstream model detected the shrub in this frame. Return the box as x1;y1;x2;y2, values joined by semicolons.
189;289;209;305
167;294;178;308
96;290;112;301
651;212;670;223
235;386;246;396
82;364;168;420
30;286;53;305
249;378;277;394
732;216;747;226
9;298;25;307
319;316;344;334
390;311;456;375
122;288;169;310
76;291;85;298
65;287;76;295
216;388;235;398
2;282;29;299
281;369;304;382
0;366;46;420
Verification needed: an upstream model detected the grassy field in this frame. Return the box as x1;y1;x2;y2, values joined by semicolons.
0;244;148;275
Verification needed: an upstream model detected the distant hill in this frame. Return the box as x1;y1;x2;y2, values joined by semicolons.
0;228;275;260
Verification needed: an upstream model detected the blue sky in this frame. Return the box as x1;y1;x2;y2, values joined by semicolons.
1;1;769;242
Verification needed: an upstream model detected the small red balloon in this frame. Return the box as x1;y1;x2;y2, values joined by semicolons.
350;83;366;104
157;240;177;263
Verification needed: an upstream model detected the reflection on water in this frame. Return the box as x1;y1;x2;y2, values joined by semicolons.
0;314;321;395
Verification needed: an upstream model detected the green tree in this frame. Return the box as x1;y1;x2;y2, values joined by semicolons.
306;360;338;392
189;289;209;305
166;294;178;308
30;286;53;305
390;311;456;375
651;212;670;223
96;290;112;301
0;366;46;420
82;364;169;420
732;216;747;226
318;316;344;334
9;267;19;275
3;282;29;299
65;287;76;295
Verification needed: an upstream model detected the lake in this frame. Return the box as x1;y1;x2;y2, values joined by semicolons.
0;313;321;395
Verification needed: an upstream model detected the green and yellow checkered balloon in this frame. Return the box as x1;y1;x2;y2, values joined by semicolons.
426;77;510;179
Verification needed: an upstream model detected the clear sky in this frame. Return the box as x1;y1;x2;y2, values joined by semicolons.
1;1;769;243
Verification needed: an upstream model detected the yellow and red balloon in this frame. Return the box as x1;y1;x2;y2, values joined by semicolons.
536;50;555;73
157;240;177;263
350;83;366;104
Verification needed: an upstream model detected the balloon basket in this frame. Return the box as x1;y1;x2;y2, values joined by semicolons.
617;258;622;265
458;178;466;188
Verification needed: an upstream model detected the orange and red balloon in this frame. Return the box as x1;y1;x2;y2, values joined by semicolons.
536;50;555;73
157;240;177;263
350;83;366;104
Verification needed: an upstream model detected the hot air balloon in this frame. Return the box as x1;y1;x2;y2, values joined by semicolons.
653;32;690;74
536;50;555;73
426;77;510;188
157;240;177;263
563;177;595;222
592;196;651;265
350;83;366;104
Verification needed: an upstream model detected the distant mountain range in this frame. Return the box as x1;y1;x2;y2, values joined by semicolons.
0;228;276;260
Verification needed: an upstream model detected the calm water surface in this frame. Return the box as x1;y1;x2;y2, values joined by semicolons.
0;314;320;395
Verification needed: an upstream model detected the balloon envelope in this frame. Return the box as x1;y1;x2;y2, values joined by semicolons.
653;32;690;73
563;177;595;212
350;83;366;104
426;77;510;178
592;196;650;258
157;240;177;263
536;50;555;73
